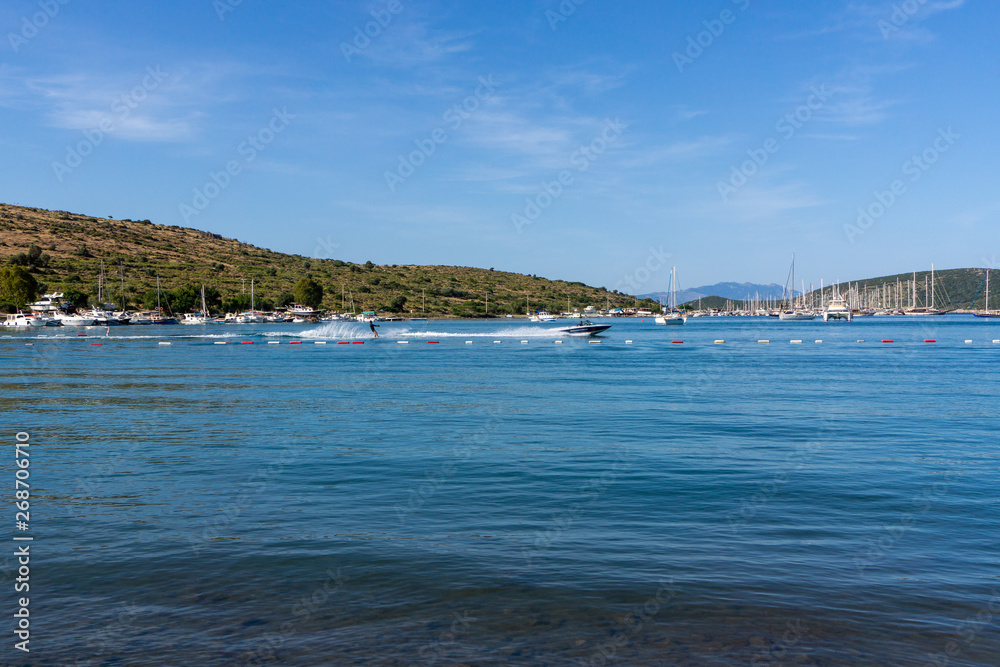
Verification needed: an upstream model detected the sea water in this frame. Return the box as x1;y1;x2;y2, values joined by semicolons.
2;316;998;665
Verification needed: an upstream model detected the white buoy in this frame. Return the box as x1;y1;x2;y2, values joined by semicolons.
758;340;770;344
965;340;973;344
397;341;409;344
465;341;473;344
589;340;601;344
315;341;327;345
267;341;280;345
625;340;633;344
214;341;227;345
790;340;802;344
815;340;823;344
714;340;724;344
494;340;502;344
554;340;563;344
521;340;528;344
158;342;172;346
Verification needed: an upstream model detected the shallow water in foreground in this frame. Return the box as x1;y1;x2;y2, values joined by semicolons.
2;316;999;665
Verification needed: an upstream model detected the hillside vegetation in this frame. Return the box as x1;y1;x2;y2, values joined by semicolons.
0;203;656;315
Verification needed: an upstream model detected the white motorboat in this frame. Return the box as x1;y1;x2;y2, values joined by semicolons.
128;311;153;325
3;312;57;327
529;310;559;322
557;321;612;337
235;312;265;324
53;312;96;327
28;292;64;313
779;310;817;321
287;304;322;319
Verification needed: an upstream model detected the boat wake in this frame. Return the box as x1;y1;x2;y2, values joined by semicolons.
280;323;572;340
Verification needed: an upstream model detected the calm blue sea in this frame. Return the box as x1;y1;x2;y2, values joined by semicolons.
3;316;999;666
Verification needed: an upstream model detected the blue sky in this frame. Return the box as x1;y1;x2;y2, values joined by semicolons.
1;0;996;293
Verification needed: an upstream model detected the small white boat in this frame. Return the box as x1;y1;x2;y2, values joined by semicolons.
655;313;686;325
779;310;817;321
529;310;559;322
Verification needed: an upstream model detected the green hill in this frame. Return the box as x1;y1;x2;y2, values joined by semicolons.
0;203;658;316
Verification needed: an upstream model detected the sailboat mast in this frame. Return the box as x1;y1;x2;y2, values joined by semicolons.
983;269;990;313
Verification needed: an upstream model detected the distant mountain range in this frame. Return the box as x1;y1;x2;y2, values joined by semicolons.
640;282;795;305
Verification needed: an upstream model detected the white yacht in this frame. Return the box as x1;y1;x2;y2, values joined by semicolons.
28;293;64;313
823;296;852;322
3;312;59;327
53;312;96;327
529;310;559;322
287;304;322;319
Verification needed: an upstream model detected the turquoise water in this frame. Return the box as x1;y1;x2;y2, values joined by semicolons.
3;317;999;665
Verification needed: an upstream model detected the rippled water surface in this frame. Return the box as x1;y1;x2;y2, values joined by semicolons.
3;316;999;665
